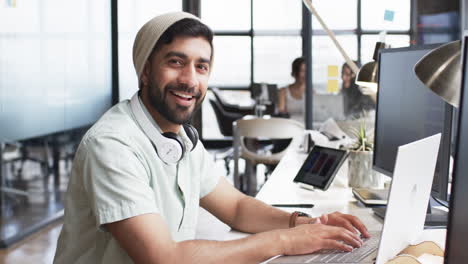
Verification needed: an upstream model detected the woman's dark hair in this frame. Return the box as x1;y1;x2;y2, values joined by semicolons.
341;60;361;75
152;18;214;59
291;57;305;78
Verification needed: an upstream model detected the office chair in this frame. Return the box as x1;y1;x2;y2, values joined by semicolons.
233;116;304;195
208;88;256;176
0;138;52;201
208;99;244;137
211;87;254;116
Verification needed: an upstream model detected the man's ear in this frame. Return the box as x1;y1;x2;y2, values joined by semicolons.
140;61;151;88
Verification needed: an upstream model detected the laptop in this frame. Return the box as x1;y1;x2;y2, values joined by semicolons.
268;133;441;264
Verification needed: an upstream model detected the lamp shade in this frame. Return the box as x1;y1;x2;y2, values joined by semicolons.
414;40;461;108
356;61;378;90
355;42;385;90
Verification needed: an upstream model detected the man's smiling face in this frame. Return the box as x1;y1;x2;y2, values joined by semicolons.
141;36;211;125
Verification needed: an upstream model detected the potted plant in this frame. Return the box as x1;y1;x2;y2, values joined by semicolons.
346;121;384;188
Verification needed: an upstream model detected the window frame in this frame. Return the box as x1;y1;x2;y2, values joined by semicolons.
200;0;416;139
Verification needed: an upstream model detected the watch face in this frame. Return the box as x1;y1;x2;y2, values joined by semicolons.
297;211;310;217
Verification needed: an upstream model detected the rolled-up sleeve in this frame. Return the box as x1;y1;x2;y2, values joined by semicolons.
81;133;159;228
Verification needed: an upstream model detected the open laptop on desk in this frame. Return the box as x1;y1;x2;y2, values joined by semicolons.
268;134;441;264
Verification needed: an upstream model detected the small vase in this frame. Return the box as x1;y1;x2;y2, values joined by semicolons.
348;150;384;188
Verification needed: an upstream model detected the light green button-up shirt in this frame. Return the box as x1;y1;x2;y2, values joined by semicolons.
54;99;220;264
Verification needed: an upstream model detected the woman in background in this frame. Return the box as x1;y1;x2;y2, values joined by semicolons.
341;61;375;118
277;57;306;123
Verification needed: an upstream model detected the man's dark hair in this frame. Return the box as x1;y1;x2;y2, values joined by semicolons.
152;18;214;59
291;57;305;78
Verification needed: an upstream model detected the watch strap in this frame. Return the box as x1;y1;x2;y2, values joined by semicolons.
289;211;311;228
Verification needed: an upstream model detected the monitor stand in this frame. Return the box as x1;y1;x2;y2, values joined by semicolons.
373;200;448;227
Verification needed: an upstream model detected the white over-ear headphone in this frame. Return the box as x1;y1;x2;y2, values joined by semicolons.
130;92;193;164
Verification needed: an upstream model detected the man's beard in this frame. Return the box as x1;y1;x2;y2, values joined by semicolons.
148;81;205;125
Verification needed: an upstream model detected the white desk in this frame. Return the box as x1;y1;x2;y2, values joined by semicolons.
196;143;447;263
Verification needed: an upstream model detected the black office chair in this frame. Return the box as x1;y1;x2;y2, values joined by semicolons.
208;88;255;177
209;99;244;137
211;87;254;117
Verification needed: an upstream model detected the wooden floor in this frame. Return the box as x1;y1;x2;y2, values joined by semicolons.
0;149;68;264
0;221;62;264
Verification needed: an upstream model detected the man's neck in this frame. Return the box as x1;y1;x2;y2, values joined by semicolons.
141;96;181;133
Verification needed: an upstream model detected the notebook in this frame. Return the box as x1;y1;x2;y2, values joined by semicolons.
352;188;389;206
268;133;441;264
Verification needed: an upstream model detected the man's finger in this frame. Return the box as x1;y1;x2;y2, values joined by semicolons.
337;229;363;248
320;239;353;252
319;214;328;225
324;226;363;248
344;215;370;238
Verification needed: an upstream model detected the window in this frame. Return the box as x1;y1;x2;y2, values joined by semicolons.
361;0;410;31
202;0;303;139
118;0;182;100
201;0;412;138
253;36;302;86
253;0;302;31
209;36;251;87
312;35;358;94
202;0;250;31
311;0;357;30
309;0;411;123
0;0;112;140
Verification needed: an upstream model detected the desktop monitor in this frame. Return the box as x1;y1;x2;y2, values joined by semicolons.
250;83;278;105
373;44;452;202
250;83;278;115
445;36;468;263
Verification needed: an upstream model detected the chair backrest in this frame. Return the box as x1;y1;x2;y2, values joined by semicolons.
209;99;244;136
211;87;254;115
234;117;304;164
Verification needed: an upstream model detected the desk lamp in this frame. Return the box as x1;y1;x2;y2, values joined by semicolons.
414;40;461;108
355;42;386;93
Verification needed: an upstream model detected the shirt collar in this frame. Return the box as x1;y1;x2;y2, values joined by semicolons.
136;96;194;152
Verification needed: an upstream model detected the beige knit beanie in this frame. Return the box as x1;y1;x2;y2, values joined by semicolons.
132;11;200;79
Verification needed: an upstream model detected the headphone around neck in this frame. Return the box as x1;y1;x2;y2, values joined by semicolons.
129;92;198;164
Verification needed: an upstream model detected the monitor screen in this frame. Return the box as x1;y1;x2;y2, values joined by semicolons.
445;37;468;262
373;44;452;201
250;83;278;105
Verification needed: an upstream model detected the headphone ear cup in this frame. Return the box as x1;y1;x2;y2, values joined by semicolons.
183;124;199;151
162;132;185;154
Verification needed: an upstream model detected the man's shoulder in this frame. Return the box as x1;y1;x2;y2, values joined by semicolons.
82;101;144;146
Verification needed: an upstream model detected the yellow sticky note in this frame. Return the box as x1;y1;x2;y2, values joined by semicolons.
328;65;339;77
327;80;339;93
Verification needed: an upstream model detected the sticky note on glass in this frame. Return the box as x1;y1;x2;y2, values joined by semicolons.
327;65;339;77
327;80;339;93
6;0;17;8
384;10;395;22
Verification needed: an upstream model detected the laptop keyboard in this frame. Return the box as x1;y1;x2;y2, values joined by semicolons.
304;232;380;263
268;231;381;263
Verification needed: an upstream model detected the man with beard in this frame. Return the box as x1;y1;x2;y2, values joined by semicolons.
54;12;370;264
